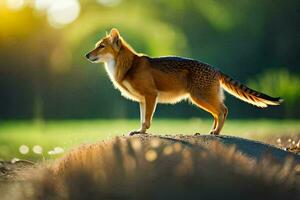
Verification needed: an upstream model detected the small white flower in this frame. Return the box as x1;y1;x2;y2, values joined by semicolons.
48;150;56;155
33;145;43;154
11;158;20;163
19;145;29;154
54;147;64;154
48;147;65;155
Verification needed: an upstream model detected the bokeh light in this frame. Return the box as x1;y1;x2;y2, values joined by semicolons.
131;139;142;151
47;150;55;155
97;0;122;7
173;143;182;153
33;0;81;28
47;146;65;155
163;146;173;156
34;0;52;11
150;138;161;148
6;0;26;11
19;145;29;154
46;0;81;28
33;145;43;154
54;147;64;154
145;150;157;162
11;158;20;163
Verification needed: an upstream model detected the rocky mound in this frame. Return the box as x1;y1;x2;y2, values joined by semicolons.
1;134;299;200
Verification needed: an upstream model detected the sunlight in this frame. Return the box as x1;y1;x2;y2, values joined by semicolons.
34;0;52;11
97;0;122;7
6;0;25;10
5;0;82;28
47;0;81;28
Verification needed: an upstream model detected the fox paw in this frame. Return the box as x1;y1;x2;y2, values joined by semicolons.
128;131;146;136
209;131;219;135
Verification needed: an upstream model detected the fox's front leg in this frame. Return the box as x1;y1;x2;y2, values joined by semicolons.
139;102;146;131
129;95;157;136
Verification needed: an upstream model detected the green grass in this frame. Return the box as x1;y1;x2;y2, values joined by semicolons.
0;119;299;161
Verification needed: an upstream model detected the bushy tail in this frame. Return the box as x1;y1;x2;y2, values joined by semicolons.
219;72;283;108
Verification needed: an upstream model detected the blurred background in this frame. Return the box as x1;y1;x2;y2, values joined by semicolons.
0;0;299;160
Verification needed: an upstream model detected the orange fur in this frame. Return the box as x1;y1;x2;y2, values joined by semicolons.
86;28;282;135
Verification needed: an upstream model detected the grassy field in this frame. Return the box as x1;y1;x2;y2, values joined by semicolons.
0;119;300;161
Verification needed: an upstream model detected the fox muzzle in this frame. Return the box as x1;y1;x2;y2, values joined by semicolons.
85;52;99;63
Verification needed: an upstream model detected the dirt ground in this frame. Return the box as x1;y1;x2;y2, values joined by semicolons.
1;133;299;181
1;134;300;200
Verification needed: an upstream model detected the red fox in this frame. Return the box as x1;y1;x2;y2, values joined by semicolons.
86;28;283;135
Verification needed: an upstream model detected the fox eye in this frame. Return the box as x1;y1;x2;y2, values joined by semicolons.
98;43;105;48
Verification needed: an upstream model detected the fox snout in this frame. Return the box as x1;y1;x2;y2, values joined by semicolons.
85;52;99;63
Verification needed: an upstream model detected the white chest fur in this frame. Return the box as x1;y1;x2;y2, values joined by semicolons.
104;58;117;83
104;58;140;101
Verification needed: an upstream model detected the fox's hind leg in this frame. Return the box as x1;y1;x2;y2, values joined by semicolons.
213;104;228;135
190;87;228;135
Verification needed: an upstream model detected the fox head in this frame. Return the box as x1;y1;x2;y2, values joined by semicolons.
85;28;122;63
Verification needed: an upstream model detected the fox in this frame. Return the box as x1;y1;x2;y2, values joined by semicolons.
85;28;283;135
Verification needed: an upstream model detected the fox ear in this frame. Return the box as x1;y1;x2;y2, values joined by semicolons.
109;28;121;50
110;28;120;39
